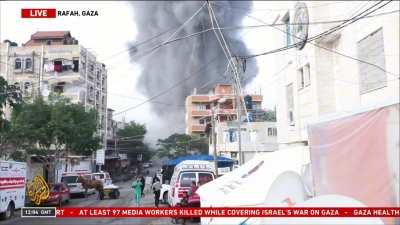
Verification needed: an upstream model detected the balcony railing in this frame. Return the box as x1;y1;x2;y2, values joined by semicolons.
191;124;206;132
191;110;211;117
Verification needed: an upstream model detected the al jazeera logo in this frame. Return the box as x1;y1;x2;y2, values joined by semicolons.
22;175;56;218
27;175;50;205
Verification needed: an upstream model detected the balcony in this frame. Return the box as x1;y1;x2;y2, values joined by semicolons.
191;110;211;117
191;124;206;132
216;108;236;115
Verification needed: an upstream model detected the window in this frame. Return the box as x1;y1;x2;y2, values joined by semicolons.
23;82;31;95
14;58;22;70
298;64;310;90
229;129;237;142
198;173;213;185
304;64;311;87
54;60;62;72
90;64;94;72
25;58;33;70
283;13;291;47
268;127;277;136
54;82;65;93
286;83;294;125
196;104;206;111
199;119;204;125
46;40;51;45
73;57;79;72
249;130;257;143
357;28;386;94
298;67;304;89
179;173;196;187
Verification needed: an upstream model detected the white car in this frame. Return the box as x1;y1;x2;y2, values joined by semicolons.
159;184;170;204
168;160;215;206
61;173;95;196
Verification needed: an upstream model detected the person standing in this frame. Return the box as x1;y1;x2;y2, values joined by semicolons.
140;175;146;197
132;177;142;207
151;177;162;207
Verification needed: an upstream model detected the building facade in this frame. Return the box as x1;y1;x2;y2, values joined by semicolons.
185;84;263;136
274;1;399;149
0;31;108;145
211;121;278;163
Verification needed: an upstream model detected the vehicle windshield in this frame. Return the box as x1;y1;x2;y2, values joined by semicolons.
61;176;78;184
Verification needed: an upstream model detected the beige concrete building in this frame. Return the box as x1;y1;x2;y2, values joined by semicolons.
185;84;263;136
211;121;278;163
271;1;399;149
0;31;108;144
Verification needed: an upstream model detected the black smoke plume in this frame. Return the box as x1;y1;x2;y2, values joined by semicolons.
129;1;258;137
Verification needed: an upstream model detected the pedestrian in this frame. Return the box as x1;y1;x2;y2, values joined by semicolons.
151;177;162;207
131;177;142;207
140;175;146;197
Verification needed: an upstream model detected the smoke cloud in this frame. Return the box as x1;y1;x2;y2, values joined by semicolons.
129;1;258;138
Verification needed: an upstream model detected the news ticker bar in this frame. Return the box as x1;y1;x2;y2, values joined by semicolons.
21;207;400;218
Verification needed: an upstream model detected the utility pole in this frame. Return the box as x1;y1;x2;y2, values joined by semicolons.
234;57;243;166
211;107;218;177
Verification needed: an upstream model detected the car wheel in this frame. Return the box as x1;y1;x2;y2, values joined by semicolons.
1;202;15;220
163;192;168;204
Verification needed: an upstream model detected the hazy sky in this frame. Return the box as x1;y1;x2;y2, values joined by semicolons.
0;1;313;143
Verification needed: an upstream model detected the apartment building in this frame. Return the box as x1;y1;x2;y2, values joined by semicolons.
0;31;108;144
185;84;263;136
273;1;399;149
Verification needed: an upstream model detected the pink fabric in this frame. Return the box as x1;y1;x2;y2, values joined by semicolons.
308;106;396;224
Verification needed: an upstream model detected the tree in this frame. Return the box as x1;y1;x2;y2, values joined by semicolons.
0;77;22;158
261;109;277;122
116;121;151;162
10;94;100;156
157;133;208;159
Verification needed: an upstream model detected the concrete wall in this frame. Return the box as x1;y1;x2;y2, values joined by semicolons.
275;1;400;148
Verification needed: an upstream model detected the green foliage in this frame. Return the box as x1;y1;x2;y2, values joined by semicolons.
116;121;151;161
261;109;277;122
10;93;100;156
156;133;208;159
0;77;23;159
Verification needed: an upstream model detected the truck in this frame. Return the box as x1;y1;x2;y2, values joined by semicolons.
0;160;27;220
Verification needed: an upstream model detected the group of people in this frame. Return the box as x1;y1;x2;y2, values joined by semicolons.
131;174;163;207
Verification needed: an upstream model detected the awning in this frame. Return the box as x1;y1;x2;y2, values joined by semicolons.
165;154;234;167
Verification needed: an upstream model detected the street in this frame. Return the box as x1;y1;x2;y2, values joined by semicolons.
0;179;198;225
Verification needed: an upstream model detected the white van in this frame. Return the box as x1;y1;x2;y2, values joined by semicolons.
0;160;27;220
168;160;215;206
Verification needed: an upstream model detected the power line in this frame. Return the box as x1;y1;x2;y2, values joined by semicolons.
112;54;220;117
240;1;387;59
243;1;399;78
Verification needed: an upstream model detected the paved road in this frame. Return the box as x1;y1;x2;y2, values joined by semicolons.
0;178;199;225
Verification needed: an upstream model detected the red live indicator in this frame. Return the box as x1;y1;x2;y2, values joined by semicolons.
21;8;56;18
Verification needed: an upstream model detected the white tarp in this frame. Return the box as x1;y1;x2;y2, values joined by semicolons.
197;147;310;225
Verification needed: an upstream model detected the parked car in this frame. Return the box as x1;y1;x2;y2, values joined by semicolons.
40;183;70;207
168;160;215;206
61;172;95;196
160;183;170;204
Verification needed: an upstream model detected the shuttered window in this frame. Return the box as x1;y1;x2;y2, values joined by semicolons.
357;28;386;94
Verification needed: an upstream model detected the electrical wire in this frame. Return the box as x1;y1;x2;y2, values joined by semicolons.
243;2;400;78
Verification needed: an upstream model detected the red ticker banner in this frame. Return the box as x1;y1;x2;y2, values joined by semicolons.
55;207;400;218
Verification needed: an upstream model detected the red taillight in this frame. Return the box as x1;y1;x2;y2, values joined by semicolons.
177;187;188;198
